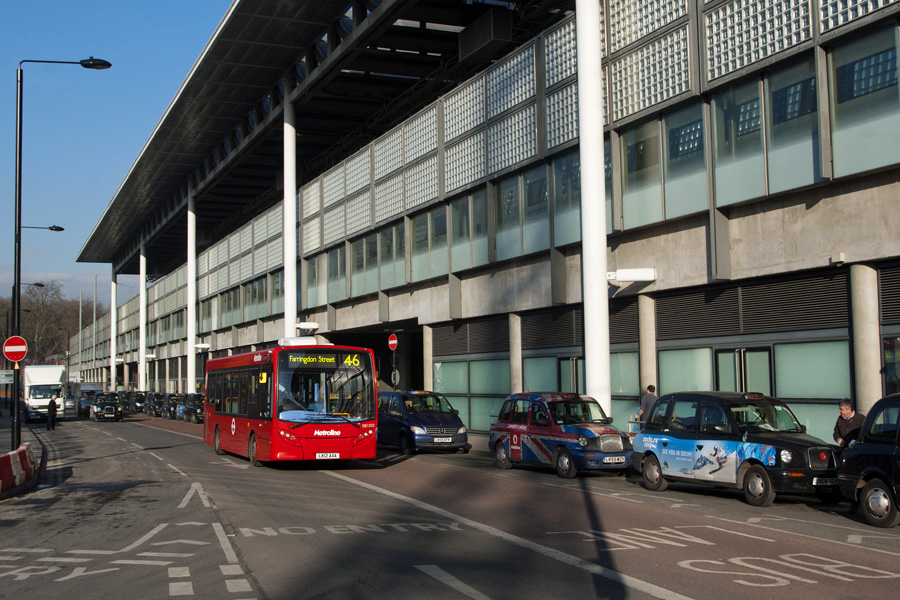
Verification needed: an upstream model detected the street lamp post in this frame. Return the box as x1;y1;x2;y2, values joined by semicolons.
12;57;111;450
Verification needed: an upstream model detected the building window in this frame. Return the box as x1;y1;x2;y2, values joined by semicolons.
306;256;323;309
713;80;766;206
522;165;549;255
773;341;850;399
430;206;448;278
830;27;900;177
659;348;714;393
411;212;429;282
379;222;405;291
766;57;820;194
199;300;212;333
621;120;663;228
552;151;581;245
495;175;521;261
327;246;346;303
271;271;284;314
663;103;707;219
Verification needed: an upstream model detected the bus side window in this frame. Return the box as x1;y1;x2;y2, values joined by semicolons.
258;368;271;419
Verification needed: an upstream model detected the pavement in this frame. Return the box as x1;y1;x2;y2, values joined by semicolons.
0;403;46;499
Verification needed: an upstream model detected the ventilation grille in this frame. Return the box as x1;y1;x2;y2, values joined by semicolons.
433;317;510;356
880;265;900;324
741;274;848;333
657;287;740;340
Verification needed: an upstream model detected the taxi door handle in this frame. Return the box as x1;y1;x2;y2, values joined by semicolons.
662;441;668;448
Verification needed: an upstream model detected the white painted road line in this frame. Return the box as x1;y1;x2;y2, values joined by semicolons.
415;565;491;600
326;471;694;600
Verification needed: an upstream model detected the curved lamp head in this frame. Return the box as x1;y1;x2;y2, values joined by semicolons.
80;57;111;70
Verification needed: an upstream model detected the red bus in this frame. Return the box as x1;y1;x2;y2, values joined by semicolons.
203;335;377;465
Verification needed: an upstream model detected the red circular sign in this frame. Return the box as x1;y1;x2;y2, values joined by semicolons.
388;334;398;351
3;336;28;363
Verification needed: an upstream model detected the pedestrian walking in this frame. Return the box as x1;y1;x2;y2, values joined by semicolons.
47;395;57;430
638;385;657;422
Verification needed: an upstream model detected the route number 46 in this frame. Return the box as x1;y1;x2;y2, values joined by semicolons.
343;354;360;367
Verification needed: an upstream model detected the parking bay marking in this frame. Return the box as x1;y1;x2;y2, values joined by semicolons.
326;471;693;600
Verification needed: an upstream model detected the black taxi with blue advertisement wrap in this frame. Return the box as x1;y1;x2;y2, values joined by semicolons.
632;391;839;506
489;392;631;478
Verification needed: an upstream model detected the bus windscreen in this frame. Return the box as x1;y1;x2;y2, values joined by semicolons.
276;350;375;425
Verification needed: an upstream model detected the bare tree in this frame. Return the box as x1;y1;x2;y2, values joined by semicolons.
4;281;109;365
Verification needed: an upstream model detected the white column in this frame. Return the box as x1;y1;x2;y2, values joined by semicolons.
110;269;117;390
850;264;882;412
139;243;148;391
423;326;433;391
576;0;611;412
638;294;657;391
283;97;298;338
186;193;197;392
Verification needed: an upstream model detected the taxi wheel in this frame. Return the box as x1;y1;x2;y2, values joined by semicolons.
248;434;261;467
213;427;226;455
642;455;668;491
494;441;512;470
743;465;775;507
860;478;900;528
554;448;577;479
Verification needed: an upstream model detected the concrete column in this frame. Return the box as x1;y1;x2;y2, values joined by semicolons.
423;326;433;390
851;264;882;412
509;314;522;393
576;0;611;412
283;97;298;338
638;294;657;392
187;192;197;392
139;243;148;391
110;269;117;389
123;363;130;390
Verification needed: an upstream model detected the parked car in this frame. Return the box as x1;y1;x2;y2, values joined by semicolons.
77;396;92;417
632;391;839;507
91;394;123;422
377;391;469;454
130;392;146;413
162;394;182;419
63;394;76;419
489;392;631;478
180;394;204;424
145;394;165;417
839;393;900;527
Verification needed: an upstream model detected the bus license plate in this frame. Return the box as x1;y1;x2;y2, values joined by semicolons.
813;477;837;486
316;453;340;459
434;437;452;443
603;456;626;463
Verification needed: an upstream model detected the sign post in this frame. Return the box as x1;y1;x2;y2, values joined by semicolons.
388;334;399;387
4;336;28;450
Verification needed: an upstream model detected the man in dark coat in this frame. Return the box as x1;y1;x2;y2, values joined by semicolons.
833;398;864;449
47;395;58;430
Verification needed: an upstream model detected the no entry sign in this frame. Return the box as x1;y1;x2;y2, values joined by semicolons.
3;336;28;363
388;333;398;351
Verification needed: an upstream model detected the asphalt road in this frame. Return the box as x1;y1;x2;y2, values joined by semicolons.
2;413;899;599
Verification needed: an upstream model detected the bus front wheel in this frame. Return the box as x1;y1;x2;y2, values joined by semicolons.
213;427;225;455
248;434;261;467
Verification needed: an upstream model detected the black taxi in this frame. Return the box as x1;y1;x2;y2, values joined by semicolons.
839;393;900;527
632;392;839;506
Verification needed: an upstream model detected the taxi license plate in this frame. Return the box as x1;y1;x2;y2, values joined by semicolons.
813;477;838;486
434;437;452;443
603;456;626;464
316;453;340;459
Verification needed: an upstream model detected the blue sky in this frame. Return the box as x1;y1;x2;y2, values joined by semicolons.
0;1;234;304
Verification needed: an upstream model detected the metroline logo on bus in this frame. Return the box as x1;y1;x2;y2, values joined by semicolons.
314;429;341;436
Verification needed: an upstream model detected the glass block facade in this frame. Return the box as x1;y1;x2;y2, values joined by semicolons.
486;46;536;119
609;0;687;53
444;78;485;142
611;26;690;121
706;0;812;81
821;0;899;32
